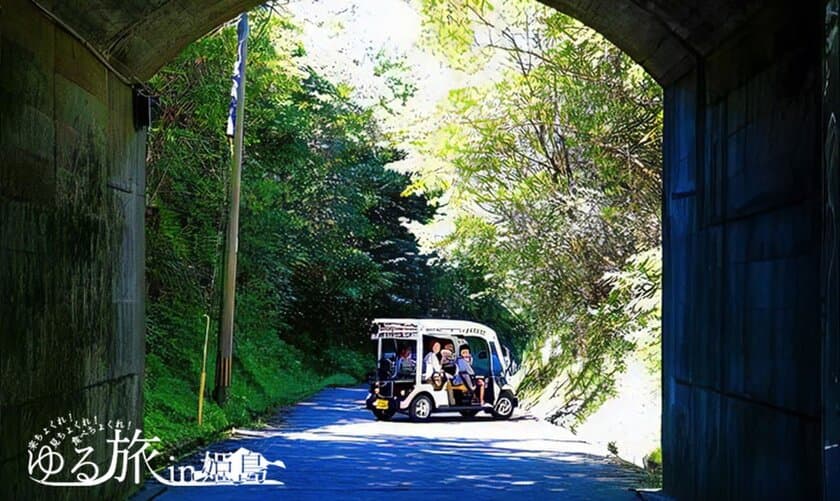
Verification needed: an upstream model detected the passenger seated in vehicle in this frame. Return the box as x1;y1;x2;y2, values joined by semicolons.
423;341;443;382
440;344;457;376
395;346;416;378
454;346;485;406
438;347;457;404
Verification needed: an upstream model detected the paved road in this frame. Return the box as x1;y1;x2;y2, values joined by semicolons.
141;386;643;500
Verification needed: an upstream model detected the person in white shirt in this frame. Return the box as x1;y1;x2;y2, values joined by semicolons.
423;341;442;380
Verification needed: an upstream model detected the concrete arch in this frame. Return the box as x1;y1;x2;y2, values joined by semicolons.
31;0;763;83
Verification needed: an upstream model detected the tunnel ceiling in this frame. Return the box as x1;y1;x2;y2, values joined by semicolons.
35;0;763;83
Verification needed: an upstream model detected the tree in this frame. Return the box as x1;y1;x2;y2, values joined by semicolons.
417;0;663;425
143;6;527;447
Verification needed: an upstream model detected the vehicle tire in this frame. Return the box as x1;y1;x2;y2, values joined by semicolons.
373;409;395;421
492;392;515;420
409;394;434;421
459;410;479;418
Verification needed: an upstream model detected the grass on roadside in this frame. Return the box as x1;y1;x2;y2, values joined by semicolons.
144;331;366;460
638;446;663;489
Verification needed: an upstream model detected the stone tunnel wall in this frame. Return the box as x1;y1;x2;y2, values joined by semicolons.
662;4;824;499
0;0;145;498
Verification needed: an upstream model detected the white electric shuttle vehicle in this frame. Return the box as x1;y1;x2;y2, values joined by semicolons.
365;318;518;421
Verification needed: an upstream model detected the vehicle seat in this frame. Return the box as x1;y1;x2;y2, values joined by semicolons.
378;357;394;380
448;382;468;392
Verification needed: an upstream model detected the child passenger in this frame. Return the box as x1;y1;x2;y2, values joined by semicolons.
441;343;457;376
454;345;485;406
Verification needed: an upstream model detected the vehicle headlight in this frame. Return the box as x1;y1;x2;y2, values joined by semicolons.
400;390;406;396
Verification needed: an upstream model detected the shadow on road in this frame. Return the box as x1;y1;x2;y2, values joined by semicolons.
141;386;642;500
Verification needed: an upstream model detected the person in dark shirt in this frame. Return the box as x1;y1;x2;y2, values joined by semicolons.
441;343;457;376
394;346;416;378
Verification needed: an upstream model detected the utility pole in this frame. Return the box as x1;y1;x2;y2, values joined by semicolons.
214;13;248;405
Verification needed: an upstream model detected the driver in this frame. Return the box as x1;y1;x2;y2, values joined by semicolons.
395;346;416;377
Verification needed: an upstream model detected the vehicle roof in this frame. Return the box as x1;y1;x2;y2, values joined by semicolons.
371;318;499;340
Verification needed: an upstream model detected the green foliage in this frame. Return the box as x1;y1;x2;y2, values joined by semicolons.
418;0;488;70
647;446;662;466
642;446;664;487
144;10;397;452
144;7;525;455
418;1;663;425
372;49;419;112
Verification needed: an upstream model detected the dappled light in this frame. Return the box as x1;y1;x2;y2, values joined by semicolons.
149;387;641;499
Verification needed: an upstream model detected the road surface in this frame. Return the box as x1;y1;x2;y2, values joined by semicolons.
139;386;644;500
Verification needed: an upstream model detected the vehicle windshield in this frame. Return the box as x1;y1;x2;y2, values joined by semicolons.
379;338;416;379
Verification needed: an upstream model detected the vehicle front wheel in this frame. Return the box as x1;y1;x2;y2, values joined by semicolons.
409;394;434;421
459;410;479;418
373;409;396;421
492;392;515;420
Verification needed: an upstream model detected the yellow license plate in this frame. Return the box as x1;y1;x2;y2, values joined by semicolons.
375;399;389;410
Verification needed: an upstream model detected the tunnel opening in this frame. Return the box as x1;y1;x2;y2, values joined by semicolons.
140;0;665;470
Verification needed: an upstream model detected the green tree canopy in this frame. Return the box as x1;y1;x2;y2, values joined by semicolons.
143;7;526;448
417;0;663;426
